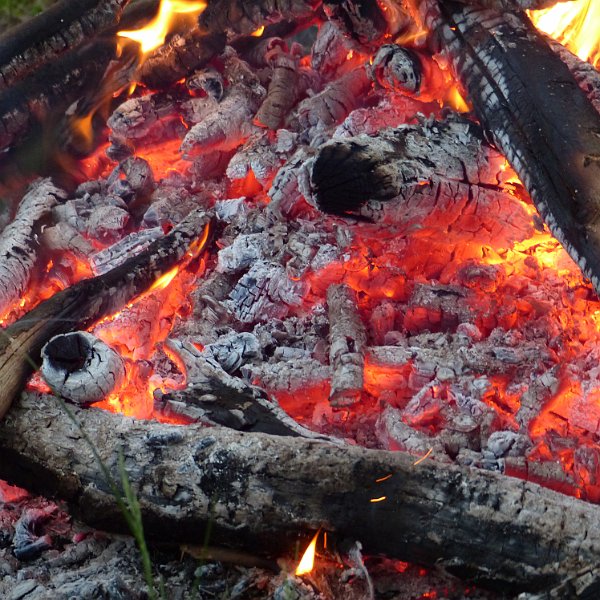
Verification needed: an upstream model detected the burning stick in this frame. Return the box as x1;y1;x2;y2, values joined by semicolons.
327;284;367;406
0;179;65;320
0;208;213;421
424;1;600;293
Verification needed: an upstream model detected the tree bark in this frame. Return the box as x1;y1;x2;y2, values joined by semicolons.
0;209;213;421
1;392;600;594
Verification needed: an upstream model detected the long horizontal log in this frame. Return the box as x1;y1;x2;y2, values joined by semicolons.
0;209;213;421
423;1;600;293
0;0;129;90
1;392;600;595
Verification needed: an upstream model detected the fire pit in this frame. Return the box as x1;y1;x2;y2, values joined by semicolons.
1;0;600;597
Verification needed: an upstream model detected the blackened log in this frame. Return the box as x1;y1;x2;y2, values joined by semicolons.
309;116;501;217
321;0;388;44
0;0;129;90
2;392;600;593
424;2;600;293
0;210;213;421
0;179;65;319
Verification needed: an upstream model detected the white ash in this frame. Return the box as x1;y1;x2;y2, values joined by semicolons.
226;132;283;185
214;198;249;222
242;358;331;392
202;331;262;373
41;222;94;258
106;157;155;202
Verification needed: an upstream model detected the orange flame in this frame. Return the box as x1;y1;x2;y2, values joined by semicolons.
118;0;207;56
528;0;600;67
251;25;265;37
295;531;319;576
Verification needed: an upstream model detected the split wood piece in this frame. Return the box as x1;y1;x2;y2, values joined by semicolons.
139;29;226;89
3;392;600;594
327;284;367;406
0;0;129;90
423;1;600;294
0;209;213;421
0;179;65;319
309;116;501;217
40;332;126;405
0;39;120;155
200;0;321;35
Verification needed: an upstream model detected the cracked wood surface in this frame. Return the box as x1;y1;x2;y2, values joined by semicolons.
1;392;600;594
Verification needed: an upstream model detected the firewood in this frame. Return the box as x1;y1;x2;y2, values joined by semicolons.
40;332;126;405
0;0;130;90
2;391;600;593
0;209;213;421
0;179;65;320
327;284;367;406
424;0;600;294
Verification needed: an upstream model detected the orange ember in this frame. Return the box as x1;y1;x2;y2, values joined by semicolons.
529;0;600;67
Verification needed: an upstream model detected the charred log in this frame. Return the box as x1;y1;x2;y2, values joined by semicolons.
0;0;129;90
0;209;213;421
1;392;600;593
424;1;600;293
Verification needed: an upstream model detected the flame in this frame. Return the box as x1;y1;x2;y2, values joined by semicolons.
445;86;470;113
251;25;265;37
295;531;319;576
118;0;207;56
528;0;600;67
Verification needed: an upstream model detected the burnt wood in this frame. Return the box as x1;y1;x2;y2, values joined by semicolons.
423;1;600;294
0;209;213;421
1;391;600;594
0;0;129;90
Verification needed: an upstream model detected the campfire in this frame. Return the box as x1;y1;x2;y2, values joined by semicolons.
1;0;600;597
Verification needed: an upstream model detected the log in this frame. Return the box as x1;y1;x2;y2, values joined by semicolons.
2;391;600;594
0;0;129;90
422;1;600;293
0;209;213;421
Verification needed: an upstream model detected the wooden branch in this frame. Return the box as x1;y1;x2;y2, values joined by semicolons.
0;209;213;421
0;0;130;90
424;0;600;293
2;391;600;593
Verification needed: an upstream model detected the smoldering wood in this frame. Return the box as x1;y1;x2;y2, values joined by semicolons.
0;0;129;90
321;0;389;44
186;68;224;101
0;179;65;319
0;209;213;421
369;44;421;94
424;1;600;294
327;284;367;406
139;29;226;89
308;116;500;217
0;39;119;155
12;506;55;561
3;392;600;593
40;332;126;405
41;222;94;258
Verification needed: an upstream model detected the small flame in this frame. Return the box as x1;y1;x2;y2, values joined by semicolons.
445;86;470;113
528;0;600;67
251;25;265;37
118;0;207;55
295;531;319;576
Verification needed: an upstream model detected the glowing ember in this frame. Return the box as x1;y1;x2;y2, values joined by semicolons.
118;0;207;55
295;531;319;576
251;25;265;37
528;0;600;67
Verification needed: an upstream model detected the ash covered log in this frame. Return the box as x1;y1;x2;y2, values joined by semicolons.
2;392;600;593
423;1;600;293
0;0;129;90
0;209;213;421
0;179;65;318
327;284;367;406
41;332;126;405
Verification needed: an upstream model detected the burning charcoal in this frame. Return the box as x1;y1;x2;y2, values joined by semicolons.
0;179;65;319
242;357;331;393
12;506;56;561
86;205;130;242
90;227;163;275
268;147;313;217
203;331;261;373
486;431;530;458
139;29;226;89
322;0;389;44
41;222;94;258
217;233;271;272
107;157;155;202
369;45;421;94
225;261;307;323
291;66;371;133
186;68;225;101
327;284;367;406
311;21;356;76
309;116;501;217
40;332;126;405
226;133;282;186
214;198;249;222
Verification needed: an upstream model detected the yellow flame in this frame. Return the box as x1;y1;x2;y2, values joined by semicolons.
445;86;470;113
528;0;600;67
118;0;207;55
251;25;265;37
295;532;319;576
